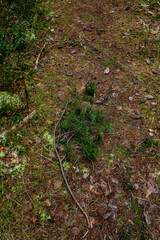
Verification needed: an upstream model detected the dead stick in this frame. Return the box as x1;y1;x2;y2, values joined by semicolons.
0;110;36;139
53;101;93;228
35;42;47;70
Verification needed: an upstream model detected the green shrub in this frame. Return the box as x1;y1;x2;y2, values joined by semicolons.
0;0;46;92
59;98;112;161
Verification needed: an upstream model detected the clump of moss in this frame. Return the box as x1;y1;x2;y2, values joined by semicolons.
0;92;23;115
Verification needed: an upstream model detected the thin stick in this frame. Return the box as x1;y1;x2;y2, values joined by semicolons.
0;110;36;139
53;101;93;228
35;42;47;70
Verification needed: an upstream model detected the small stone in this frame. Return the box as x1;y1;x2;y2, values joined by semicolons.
108;203;118;210
103;212;112;220
83;173;89;178
75;166;79;173
146;57;151;65
112;92;118;97
129;96;133;101
151;102;157;105
67;72;73;76
149;132;154;137
104;67;110;75
144;213;151;225
144;95;154;100
120;23;124;27
134;183;139;190
70;50;77;54
48;36;54;42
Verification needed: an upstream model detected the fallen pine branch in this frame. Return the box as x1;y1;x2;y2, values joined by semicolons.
0;110;36;139
53;101;93;229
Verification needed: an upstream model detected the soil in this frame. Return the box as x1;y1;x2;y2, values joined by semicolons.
0;0;160;239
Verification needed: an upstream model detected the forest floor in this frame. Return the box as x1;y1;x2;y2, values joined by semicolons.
0;0;160;239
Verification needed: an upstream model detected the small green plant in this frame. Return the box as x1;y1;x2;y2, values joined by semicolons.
142;137;159;148
84;82;97;96
59;97;111;161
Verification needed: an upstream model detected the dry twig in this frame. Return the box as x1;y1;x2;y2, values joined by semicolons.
0;110;36;139
53;101;93;229
35;42;47;70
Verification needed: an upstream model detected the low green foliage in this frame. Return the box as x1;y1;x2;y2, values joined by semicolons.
84;82;97;96
0;0;46;93
59;96;111;161
142;137;159;148
0;92;23;115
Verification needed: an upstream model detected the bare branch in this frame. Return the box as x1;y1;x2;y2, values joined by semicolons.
53;101;93;229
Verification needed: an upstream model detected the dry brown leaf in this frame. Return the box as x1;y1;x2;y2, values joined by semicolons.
54;180;62;189
34;78;43;81
15;158;21;164
44;199;51;207
128;219;134;225
131;62;137;66
90;217;96;225
31;216;37;224
145;185;153;198
105;188;110;197
109;42;112;47
89;185;101;195
100;180;107;190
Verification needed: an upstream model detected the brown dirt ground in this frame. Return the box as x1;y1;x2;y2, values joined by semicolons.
0;0;160;239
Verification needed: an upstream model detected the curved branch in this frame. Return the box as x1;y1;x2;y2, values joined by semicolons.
53;101;93;229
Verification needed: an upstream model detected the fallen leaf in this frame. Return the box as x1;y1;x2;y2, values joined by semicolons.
90;217;96;225
103;212;112;220
15;158;21;164
31;216;37;224
88;185;101;195
54;180;62;189
144;212;151;225
128;219;134;225
100;179;107;190
108;203;118;210
34;78;43;81
108;42;112;47
131;62;137;66
105;188;110;196
44;199;51;207
78;85;85;93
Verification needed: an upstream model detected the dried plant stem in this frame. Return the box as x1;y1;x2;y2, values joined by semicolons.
35;42;47;70
53;101;93;229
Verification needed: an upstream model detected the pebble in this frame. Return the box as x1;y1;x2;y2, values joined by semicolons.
149;132;154;137
146;57;151;65
151;102;157;105
112;92;118;97
70;50;77;54
48;36;54;42
66;72;73;76
104;67;110;75
129;96;133;101
144;95;154;100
